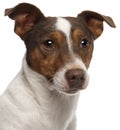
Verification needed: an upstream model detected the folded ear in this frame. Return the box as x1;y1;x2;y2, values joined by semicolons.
77;11;116;39
5;3;45;39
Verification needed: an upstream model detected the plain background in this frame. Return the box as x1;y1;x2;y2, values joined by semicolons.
0;0;119;130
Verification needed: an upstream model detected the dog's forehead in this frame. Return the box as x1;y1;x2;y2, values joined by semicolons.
55;17;71;37
55;17;72;51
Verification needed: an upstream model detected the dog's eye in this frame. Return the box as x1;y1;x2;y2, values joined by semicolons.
45;40;54;47
80;39;89;48
42;40;55;51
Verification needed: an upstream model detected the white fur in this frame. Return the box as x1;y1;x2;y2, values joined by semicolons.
56;17;73;53
0;57;79;130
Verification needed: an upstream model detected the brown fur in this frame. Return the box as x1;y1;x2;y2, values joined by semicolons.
26;30;71;80
71;29;94;68
5;3;116;81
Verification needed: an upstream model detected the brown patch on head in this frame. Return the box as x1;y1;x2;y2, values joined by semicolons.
71;29;94;68
27;47;58;79
72;29;83;43
26;29;71;80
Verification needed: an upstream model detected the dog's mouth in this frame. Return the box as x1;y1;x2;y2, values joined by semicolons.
64;83;87;94
65;88;80;94
47;77;88;95
47;77;54;83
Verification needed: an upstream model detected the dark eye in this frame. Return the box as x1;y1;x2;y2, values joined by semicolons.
42;40;55;51
45;40;54;47
80;39;89;48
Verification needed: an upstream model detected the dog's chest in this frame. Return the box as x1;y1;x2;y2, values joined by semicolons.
42;94;78;129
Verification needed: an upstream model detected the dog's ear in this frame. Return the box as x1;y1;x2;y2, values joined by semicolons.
77;11;116;39
5;3;45;39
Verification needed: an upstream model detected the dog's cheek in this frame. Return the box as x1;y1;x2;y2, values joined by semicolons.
39;56;59;79
40;54;69;79
26;48;60;79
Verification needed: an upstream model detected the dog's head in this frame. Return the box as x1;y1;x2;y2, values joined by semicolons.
5;3;115;95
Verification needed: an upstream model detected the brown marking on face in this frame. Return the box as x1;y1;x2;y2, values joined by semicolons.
27;47;58;79
25;14;95;81
72;29;84;43
26;30;71;80
71;29;94;68
48;31;66;47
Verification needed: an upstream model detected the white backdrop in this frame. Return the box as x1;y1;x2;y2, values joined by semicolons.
0;0;119;130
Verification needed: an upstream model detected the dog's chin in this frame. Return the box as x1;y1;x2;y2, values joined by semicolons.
55;88;82;96
49;83;87;96
62;86;87;96
63;89;80;96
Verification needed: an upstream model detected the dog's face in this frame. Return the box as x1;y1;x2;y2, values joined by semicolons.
5;3;115;95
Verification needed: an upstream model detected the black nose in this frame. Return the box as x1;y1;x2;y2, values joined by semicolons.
65;69;85;89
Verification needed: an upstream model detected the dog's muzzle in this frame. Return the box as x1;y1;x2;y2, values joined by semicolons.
52;58;89;95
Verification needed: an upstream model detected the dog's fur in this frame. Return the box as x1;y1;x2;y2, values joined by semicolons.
0;3;115;130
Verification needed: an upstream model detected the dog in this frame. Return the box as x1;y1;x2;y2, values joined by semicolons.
0;3;115;130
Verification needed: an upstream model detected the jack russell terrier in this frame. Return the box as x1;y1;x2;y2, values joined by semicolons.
0;3;115;130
